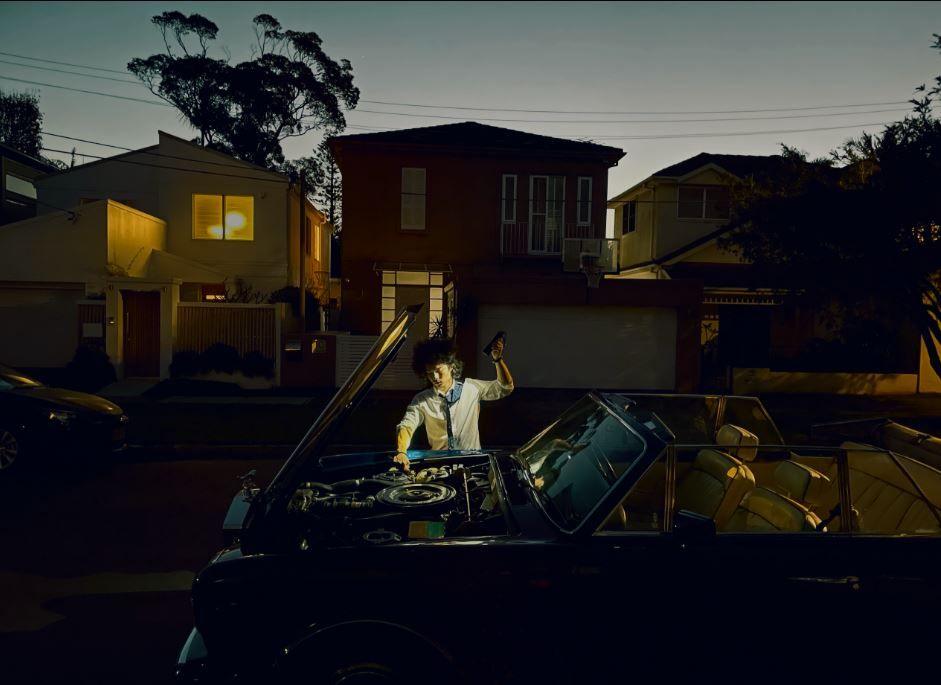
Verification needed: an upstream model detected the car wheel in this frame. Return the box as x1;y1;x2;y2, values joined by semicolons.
0;427;22;472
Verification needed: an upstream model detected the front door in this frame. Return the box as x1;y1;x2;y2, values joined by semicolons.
122;290;160;377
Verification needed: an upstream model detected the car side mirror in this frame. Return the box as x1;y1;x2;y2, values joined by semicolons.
673;509;716;539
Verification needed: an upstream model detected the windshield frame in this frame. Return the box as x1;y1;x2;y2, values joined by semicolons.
514;392;666;538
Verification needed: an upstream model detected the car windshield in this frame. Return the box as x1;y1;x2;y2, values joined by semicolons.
0;365;43;389
516;396;647;531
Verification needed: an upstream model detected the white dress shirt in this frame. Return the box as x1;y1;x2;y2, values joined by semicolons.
397;377;514;450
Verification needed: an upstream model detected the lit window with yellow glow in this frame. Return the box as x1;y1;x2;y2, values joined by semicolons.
193;194;254;241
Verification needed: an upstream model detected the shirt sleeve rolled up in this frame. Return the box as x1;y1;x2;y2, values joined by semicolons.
466;377;514;402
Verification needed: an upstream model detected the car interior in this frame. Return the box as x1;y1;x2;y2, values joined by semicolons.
601;423;941;535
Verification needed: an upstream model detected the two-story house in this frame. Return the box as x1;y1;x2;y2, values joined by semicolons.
608;152;928;394
330;122;703;390
1;143;59;225
0;131;331;380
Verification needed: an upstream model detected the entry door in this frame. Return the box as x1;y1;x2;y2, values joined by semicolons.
396;285;429;339
122;290;160;377
529;176;564;254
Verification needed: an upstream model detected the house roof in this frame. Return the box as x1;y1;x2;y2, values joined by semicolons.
0;143;60;174
38;131;287;181
330;122;625;163
608;152;786;206
650;152;783;179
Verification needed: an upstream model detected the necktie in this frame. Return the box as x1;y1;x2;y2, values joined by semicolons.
441;394;455;449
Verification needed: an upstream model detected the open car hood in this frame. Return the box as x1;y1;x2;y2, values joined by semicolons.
263;305;422;506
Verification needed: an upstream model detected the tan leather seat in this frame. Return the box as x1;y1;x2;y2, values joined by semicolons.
676;448;756;528
716;424;759;463
771;460;831;507
724;487;823;532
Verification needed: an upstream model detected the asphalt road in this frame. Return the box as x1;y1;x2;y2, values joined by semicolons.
0;457;282;685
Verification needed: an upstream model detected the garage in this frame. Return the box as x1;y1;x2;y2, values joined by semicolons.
476;304;677;389
0;286;83;367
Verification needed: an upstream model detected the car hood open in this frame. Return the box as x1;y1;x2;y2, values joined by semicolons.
263;305;422;507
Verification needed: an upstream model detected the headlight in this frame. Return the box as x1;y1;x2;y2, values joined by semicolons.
48;409;77;425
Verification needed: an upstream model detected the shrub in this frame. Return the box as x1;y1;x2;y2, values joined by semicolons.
169;350;200;378
65;344;117;392
199;343;241;375
242;350;275;378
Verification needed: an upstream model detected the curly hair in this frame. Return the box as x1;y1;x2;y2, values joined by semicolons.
412;338;464;380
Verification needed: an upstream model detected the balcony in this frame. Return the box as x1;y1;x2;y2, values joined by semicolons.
500;222;600;258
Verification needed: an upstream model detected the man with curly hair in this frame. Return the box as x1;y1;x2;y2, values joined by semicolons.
393;336;513;471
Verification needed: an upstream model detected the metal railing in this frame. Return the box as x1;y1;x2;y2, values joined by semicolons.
500;222;602;258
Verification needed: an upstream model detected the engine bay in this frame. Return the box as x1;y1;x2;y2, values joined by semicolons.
288;456;506;547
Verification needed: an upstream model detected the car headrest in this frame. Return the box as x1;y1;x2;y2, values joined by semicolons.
716;424;759;462
773;460;830;504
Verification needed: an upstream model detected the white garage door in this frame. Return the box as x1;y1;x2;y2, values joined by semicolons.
477;305;676;390
0;287;82;367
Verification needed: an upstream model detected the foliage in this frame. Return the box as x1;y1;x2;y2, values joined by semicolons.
721;33;941;377
224;276;267;303
268;285;322;325
199;343;241;374
282;134;343;235
170;347;274;379
128;12;359;168
0;89;42;157
64;344;117;392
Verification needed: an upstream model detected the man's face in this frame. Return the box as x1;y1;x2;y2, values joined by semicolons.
426;362;454;393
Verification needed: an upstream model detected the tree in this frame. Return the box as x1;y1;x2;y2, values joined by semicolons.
721;34;941;377
129;12;359;168
0;89;42;157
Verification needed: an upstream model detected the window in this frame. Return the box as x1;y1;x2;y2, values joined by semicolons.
502;174;517;223
380;270;444;333
401;168;426;231
305;216;311;256
622;200;637;234
677;186;730;220
598;451;668;532
193;194;254;240
577;177;592;225
4;173;36;199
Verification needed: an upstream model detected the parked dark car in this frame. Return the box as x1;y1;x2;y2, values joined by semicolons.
177;306;941;684
0;363;127;473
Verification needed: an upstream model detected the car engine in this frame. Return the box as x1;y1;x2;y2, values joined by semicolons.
288;457;504;547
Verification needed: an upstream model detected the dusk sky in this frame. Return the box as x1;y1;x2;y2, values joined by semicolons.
1;1;939;219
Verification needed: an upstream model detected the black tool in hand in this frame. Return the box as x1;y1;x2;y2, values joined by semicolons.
482;330;507;358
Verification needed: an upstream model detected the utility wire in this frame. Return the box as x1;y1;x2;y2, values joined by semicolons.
0;58;143;85
0;75;171;107
358;98;915;116
350;107;908;124
0;58;910;122
0;50;914;116
0;51;131;75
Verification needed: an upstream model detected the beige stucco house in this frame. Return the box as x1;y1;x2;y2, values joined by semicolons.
0;131;332;380
607;152;939;394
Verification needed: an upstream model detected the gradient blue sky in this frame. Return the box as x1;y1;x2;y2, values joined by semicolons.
1;1;939;209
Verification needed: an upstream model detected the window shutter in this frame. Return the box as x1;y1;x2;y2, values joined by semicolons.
577;177;592;225
502;174;517;222
193;194;224;239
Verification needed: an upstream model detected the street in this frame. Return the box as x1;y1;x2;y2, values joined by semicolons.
0;457;282;684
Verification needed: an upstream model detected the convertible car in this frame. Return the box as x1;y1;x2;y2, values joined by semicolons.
177;306;941;684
